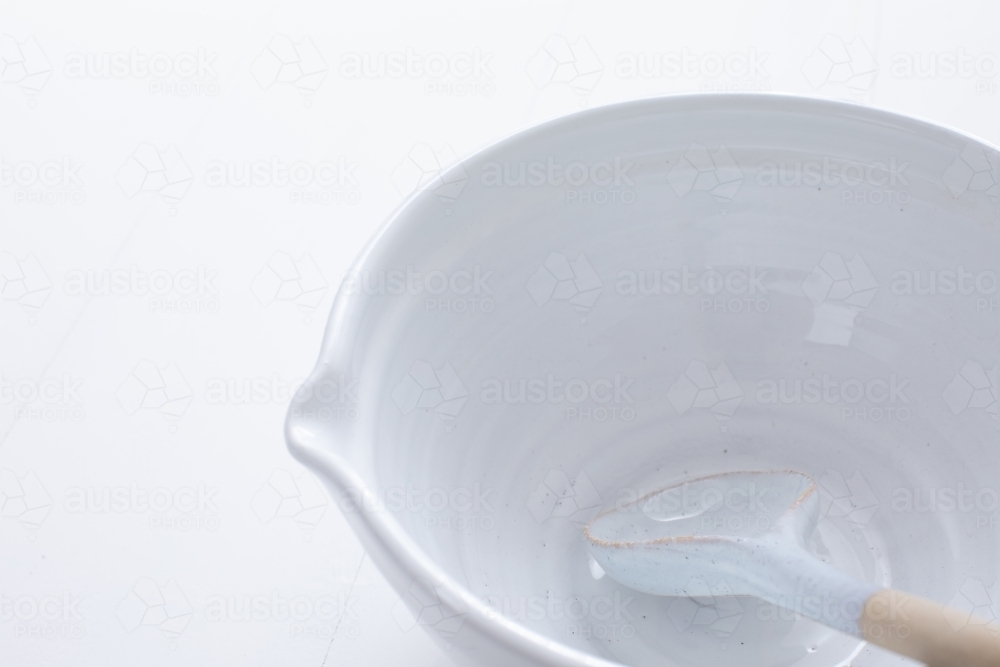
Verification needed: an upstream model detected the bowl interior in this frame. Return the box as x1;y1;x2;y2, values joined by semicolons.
304;96;1000;667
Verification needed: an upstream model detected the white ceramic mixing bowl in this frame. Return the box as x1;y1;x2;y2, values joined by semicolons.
287;94;1000;667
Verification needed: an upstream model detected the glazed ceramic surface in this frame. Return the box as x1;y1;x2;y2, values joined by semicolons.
286;94;1000;667
585;471;878;637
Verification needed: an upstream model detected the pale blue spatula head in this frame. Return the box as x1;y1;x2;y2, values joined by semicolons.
583;471;876;635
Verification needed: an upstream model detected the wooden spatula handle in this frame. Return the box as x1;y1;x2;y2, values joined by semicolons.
861;589;1000;667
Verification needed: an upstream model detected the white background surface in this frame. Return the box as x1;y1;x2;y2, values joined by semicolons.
2;1;999;665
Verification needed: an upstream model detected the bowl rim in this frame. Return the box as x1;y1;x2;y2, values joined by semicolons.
286;92;999;667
